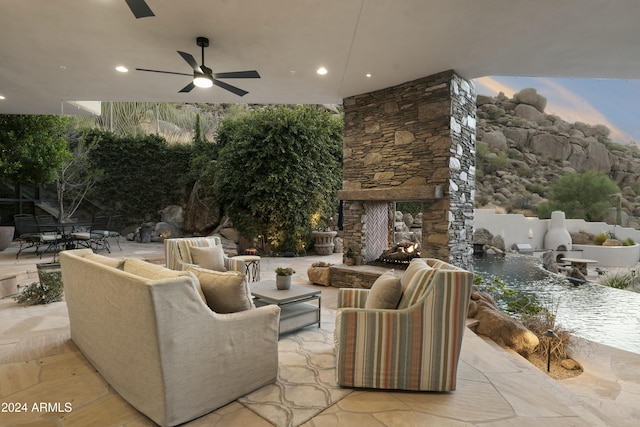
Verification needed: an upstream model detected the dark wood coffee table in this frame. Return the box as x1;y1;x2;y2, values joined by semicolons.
251;280;321;335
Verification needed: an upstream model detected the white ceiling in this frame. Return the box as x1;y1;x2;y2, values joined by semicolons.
1;0;640;115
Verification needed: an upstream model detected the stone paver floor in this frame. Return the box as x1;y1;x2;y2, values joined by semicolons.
1;240;638;426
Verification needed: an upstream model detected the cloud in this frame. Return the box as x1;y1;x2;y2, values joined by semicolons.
535;78;630;142
474;77;517;97
474;76;632;143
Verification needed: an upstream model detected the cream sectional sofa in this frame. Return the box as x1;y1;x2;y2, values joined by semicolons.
59;249;280;426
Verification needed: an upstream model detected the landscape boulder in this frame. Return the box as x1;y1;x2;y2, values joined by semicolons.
469;287;540;356
307;262;333;286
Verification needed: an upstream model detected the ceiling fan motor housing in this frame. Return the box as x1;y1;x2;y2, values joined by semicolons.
196;37;210;48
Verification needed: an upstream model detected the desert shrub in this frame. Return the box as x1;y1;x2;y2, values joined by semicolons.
623;237;635;246
600;270;632;289
593;232;608;245
486;106;506;120
521;304;574;361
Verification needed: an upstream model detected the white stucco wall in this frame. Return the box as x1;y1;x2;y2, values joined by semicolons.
474;209;640;267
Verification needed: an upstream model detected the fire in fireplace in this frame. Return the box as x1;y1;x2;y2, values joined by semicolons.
377;241;421;265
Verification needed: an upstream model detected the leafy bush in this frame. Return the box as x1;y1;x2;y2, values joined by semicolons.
86;129;192;221
212;105;343;253
593;232;608;245
623;237;635;246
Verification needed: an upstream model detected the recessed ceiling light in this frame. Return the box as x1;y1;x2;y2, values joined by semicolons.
0;95;5;100
366;73;372;78
116;66;129;73
316;67;328;75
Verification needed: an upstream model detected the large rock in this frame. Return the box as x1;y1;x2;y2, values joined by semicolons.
514;104;545;124
474;306;540;356
542;250;559;273
530;133;571;160
307;262;332;286
473;228;493;246
514;88;547;112
159;205;184;228
183;181;223;234
482;130;508;151
154;221;182;239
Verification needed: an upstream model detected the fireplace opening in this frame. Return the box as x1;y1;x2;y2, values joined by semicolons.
376;241;421;266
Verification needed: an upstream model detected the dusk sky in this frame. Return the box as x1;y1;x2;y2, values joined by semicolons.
473;76;640;145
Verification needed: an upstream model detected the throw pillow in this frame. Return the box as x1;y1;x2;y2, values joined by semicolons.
365;270;402;309
190;245;227;272
187;266;255;313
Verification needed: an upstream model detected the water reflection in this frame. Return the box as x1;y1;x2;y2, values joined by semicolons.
473;254;640;355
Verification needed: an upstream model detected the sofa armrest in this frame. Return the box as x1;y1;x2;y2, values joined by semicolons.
337;288;370;309
150;284;280;425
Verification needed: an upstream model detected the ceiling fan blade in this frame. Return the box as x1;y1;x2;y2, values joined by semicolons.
177;51;201;73
213;70;261;79
135;68;192;77
179;82;196;93
212;79;248;97
124;0;154;18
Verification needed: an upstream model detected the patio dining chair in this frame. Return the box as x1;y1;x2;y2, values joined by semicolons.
70;215;111;253
14;214;43;259
35;215;65;257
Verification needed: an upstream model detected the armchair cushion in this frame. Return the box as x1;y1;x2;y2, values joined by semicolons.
190;245;227;272
187;267;255;314
364;270;402;309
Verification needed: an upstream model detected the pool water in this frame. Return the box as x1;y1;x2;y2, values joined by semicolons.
473;254;640;355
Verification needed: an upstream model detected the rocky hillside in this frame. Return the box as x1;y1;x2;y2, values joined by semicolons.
475;88;640;228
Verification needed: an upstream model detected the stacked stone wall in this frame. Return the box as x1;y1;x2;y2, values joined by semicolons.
340;70;476;269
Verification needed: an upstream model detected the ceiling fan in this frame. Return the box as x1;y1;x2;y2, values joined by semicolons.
135;37;261;97
125;0;154;18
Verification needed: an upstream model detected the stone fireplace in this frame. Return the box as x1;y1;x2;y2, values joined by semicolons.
338;70;476;269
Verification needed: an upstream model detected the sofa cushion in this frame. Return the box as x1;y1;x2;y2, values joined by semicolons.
83;252;125;269
190;245;227;272
187;267;255;313
124;258;207;303
364;270;402;309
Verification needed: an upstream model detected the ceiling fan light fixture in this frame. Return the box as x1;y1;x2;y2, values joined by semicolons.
193;73;213;88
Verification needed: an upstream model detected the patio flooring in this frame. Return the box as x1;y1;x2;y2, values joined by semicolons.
1;240;638;426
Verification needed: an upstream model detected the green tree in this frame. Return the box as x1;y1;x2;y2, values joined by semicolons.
536;171;619;221
212;105;343;253
0;115;70;185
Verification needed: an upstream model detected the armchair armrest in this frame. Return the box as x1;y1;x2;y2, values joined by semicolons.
337;288;370;308
225;256;248;275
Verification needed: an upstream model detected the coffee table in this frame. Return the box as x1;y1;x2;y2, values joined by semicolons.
251;280;321;336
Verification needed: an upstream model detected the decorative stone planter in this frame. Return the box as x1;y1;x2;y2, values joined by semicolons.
0;226;14;251
312;230;337;255
276;275;292;290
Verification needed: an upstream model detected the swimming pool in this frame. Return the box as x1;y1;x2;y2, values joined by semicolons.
473;254;640;355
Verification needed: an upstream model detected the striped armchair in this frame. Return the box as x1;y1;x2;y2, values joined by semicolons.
164;237;247;276
335;258;473;391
